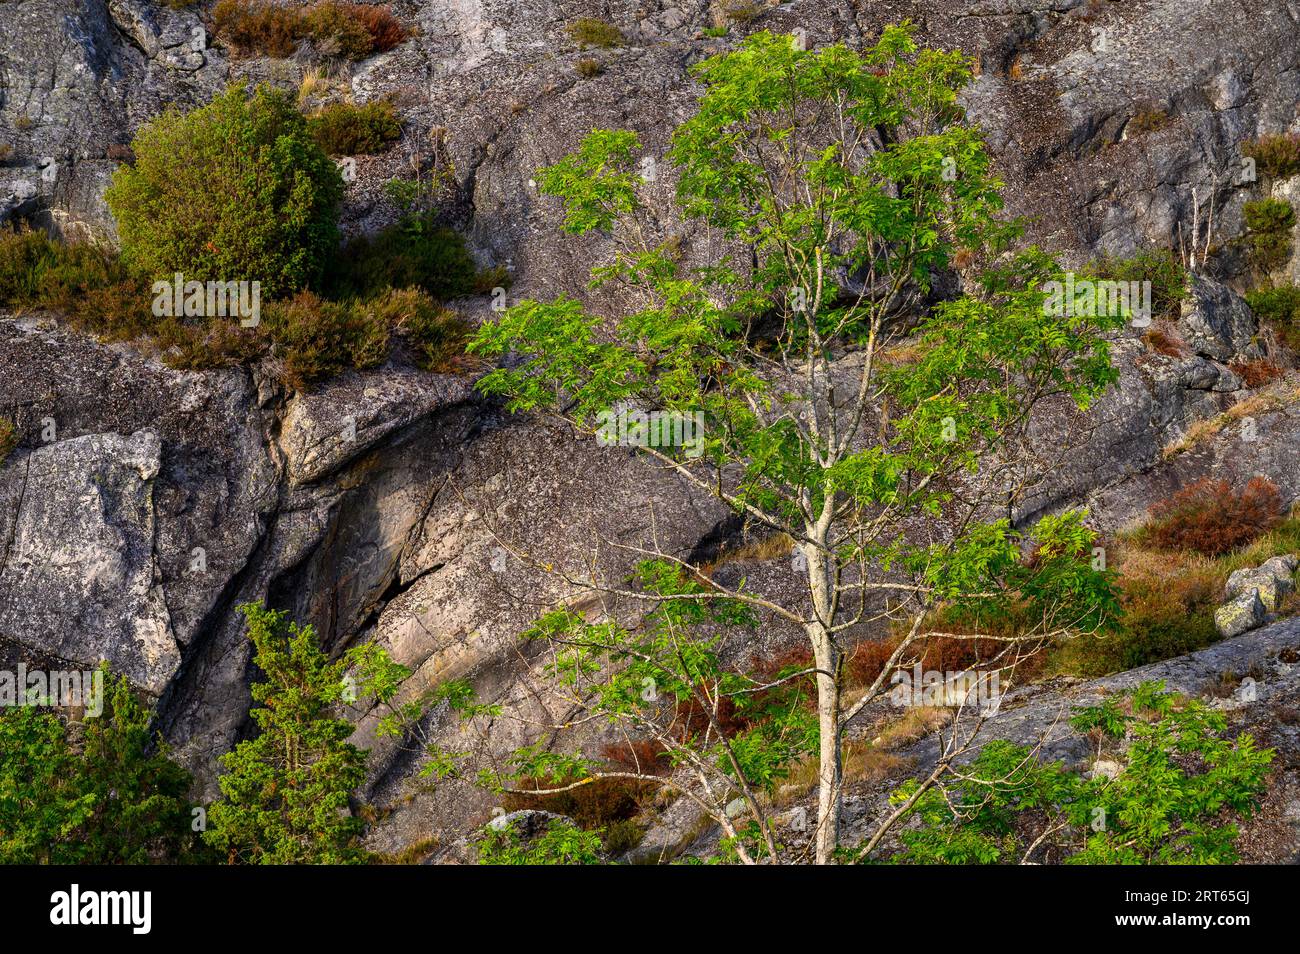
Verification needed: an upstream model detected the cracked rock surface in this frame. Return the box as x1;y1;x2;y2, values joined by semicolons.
5;0;1300;856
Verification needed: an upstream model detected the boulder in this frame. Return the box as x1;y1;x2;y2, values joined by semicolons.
1226;554;1298;612
1215;589;1268;638
1178;276;1259;362
0;429;180;693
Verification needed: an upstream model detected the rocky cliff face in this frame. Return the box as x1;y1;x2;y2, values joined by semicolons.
3;0;1300;858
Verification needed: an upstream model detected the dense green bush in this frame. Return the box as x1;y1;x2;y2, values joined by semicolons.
1247;282;1300;348
203;603;409;864
0;228;154;339
0;228;56;303
1243;197;1295;271
0;665;203;864
258;287;473;389
105;83;343;298
1085;247;1188;320
308;100;402;156
886;682;1272;865
0;224;478;389
328;217;499;301
1243;132;1300;180
476;817;604;865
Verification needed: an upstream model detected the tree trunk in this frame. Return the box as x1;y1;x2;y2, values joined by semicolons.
811;625;841;864
804;539;841;864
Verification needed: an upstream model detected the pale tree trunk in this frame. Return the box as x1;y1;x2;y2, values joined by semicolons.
803;538;841;864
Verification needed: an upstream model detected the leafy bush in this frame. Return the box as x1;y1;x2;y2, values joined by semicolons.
1243;197;1295;271
0;665;202;864
106;83;343;298
885;682;1273;865
1086;247;1188;320
0;228;154;339
476;818;604;865
1247;283;1300;323
1135;476;1282;556
1246;283;1300;349
308;100;402;156
33;239;153;339
327;218;493;301
566;17;625;49
1243;132;1300;180
0;229;472;387
0;227;58;303
262;290;390;391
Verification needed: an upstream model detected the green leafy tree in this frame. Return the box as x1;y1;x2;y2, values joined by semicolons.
0;706;93;863
204;602;408;864
106;83;343;298
470;27;1125;862
882;682;1273;865
0;664;199;863
475;563;817;864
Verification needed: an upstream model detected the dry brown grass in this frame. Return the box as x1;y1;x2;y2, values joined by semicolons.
376;835;439;865
770;741;909;808
1141;325;1187;357
1161;387;1298;459
872;706;952;749
697;531;793;576
877;339;931;366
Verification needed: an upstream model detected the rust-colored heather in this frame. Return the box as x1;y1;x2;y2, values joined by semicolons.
348;3;408;51
599;739;672;775
212;0;303;58
1230;358;1285;389
844;629;1029;689
1142;326;1186;357
503;775;655;829
1140;476;1282;555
